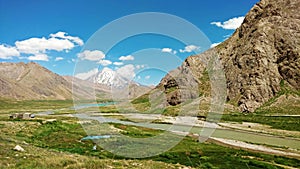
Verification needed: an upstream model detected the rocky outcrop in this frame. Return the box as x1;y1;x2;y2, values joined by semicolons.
159;0;300;112
159;68;198;105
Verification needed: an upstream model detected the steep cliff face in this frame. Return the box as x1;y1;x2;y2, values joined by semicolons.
159;0;300;112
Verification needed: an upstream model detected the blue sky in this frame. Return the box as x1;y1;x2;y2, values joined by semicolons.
0;0;258;85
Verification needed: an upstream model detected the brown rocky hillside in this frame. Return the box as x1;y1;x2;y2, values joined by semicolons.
0;62;73;100
157;0;300;112
0;62;110;100
0;62;151;101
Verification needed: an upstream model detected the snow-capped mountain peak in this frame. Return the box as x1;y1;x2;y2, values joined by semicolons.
94;67;115;85
88;67;129;87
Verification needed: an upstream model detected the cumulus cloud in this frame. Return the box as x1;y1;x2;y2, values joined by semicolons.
50;31;84;46
179;45;200;53
162;48;177;54
77;50;105;61
0;44;20;59
16;37;76;54
113;62;124;66
28;53;49;61
55;57;64;61
98;59;112;66
210;42;221;48
116;64;135;80
2;31;84;61
211;16;245;30
119;55;134;61
75;68;98;80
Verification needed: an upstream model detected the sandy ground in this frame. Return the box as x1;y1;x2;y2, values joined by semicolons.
82;113;217;128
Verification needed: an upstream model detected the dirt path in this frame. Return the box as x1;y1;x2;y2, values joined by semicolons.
218;122;300;138
209;137;300;159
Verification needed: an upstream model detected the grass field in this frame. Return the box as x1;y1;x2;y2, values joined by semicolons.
1;98;300;168
0;100;73;114
221;113;300;132
1;116;299;169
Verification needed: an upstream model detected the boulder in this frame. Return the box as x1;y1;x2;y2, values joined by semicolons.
13;145;25;152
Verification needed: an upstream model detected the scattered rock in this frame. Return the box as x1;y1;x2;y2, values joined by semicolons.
42;119;57;124
22;141;29;145
13;145;25;152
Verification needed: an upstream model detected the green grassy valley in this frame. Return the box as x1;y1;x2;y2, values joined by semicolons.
0;99;300;168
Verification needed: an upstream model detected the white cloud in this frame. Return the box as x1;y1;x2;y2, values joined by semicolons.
179;45;200;53
0;44;20;59
50;31;84;46
162;48;177;54
211;16;245;30
113;62;124;66
0;32;83;62
28;53;49;61
116;64;135;80
145;75;150;80
119;55;134;61
16;37;75;54
98;59;112;66
75;68;98;80
210;42;221;48
162;48;172;53
77;50;105;61
55;57;64;61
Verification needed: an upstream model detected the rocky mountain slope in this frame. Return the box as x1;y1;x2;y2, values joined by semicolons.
0;62;73;100
0;62;110;100
0;62;151;101
156;0;300;112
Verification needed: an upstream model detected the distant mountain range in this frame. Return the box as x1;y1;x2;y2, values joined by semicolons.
0;62;150;100
85;67;152;99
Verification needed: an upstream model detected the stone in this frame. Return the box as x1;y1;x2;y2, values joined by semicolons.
13;145;25;152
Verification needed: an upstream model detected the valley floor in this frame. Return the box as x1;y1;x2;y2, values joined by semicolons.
0;100;299;169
